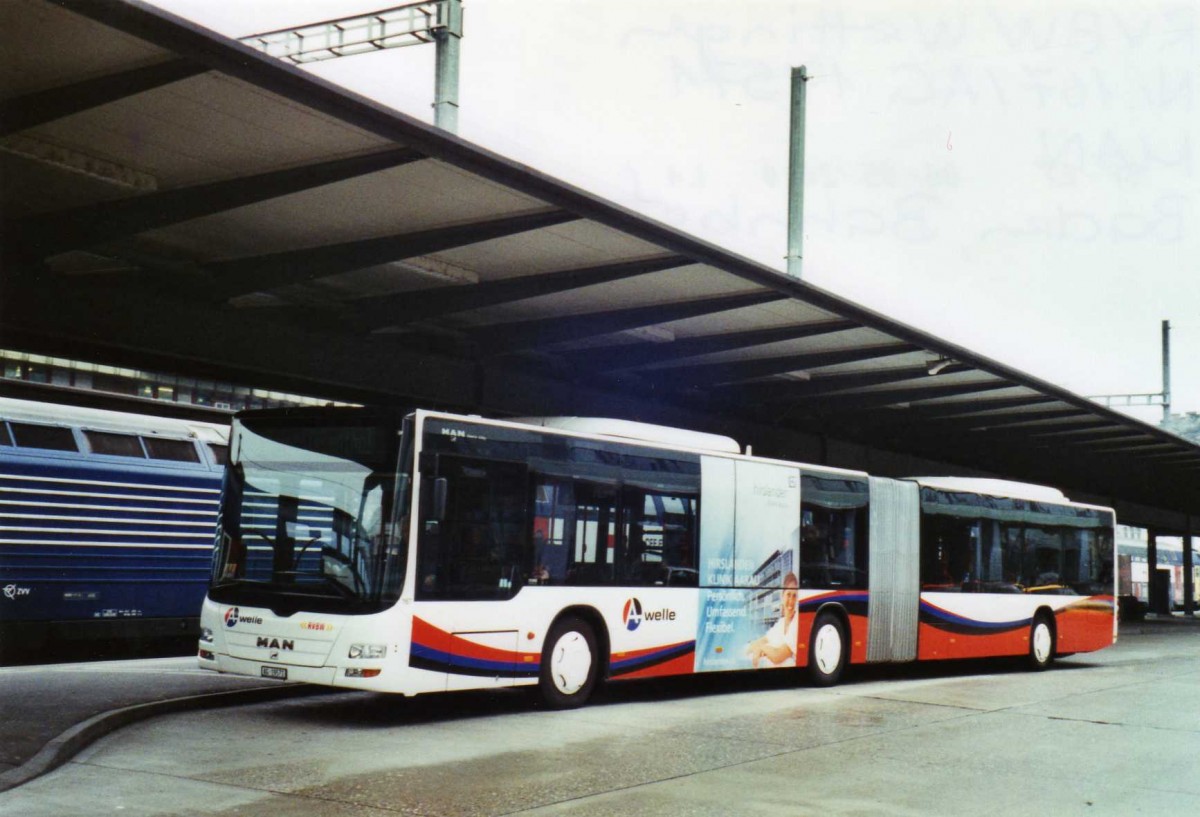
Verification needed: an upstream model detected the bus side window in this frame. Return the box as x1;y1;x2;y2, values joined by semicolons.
566;483;617;586
531;480;574;585
416;456;528;601
920;515;987;591
799;475;869;590
617;489;697;587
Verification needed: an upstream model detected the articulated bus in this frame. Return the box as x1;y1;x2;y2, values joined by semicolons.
198;408;1116;707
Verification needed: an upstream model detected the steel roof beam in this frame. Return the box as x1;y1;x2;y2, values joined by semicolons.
1086;440;1181;453
1138;451;1200;461
936;422;1127;445
941;408;1092;431
728;364;950;403
887;427;1174;483
0;58;205;137
556;319;860;373
646;342;920;389
1019;420;1122;437
830;395;1062;435
849;405;1088;437
354;254;692;329
874;418;1125;451
849;395;1060;427
1044;428;1148;443
788;380;1013;416
4;147;426;270
471;291;787;355
206;209;578;301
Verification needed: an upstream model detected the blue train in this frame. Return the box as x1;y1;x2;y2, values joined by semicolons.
0;397;228;661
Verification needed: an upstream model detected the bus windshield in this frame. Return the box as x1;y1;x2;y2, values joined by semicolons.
209;409;411;615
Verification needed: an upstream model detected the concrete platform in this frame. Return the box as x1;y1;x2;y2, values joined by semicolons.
0;655;325;793
1;615;1196;795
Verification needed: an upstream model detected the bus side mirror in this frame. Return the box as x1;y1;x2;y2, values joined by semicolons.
431;477;448;522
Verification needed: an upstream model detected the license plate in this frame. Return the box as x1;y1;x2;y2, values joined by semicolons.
261;666;288;680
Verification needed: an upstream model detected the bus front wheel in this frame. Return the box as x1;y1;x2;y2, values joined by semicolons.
807;612;847;687
539;616;598;709
1027;614;1055;671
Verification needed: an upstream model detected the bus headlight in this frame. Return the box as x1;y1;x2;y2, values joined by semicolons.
349;643;386;659
200;627;214;643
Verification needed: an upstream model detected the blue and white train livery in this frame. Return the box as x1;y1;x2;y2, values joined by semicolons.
0;397;227;659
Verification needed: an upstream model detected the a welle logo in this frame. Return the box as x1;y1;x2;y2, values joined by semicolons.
622;597;676;632
224;607;263;628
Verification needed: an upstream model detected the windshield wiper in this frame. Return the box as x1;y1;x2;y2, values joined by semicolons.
318;574;357;600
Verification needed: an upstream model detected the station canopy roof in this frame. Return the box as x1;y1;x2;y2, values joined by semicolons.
2;0;1198;526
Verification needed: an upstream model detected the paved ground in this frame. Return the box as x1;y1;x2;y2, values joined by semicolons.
0;655;322;792
1;619;1196;816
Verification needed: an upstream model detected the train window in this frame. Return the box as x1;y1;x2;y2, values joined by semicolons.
10;422;79;452
0;423;12;446
144;437;200;462
85;430;146;458
207;443;229;465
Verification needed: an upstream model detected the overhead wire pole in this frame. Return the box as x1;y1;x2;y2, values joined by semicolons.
239;1;464;133
786;66;809;278
1088;319;1173;422
1162;319;1172;422
431;0;463;132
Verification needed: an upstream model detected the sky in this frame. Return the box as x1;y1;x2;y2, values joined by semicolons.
153;0;1199;425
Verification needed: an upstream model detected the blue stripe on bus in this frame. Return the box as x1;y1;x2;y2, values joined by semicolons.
408;643;541;678
918;600;1031;633
610;641;696;675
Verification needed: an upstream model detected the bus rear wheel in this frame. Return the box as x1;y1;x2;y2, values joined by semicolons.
1027;614;1055;671
807;612;847;687
539;616;598;709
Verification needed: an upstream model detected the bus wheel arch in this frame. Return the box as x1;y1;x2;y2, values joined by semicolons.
538;607;608;709
1027;608;1056;671
807;605;849;687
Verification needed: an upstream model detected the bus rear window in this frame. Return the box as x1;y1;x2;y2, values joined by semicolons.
85;431;146;458
10;423;79;452
144;437;200;462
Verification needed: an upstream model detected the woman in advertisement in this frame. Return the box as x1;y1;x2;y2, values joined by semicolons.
746;572;800;668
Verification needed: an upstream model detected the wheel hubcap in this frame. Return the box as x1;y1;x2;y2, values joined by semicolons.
814;624;842;674
1033;622;1052;663
551;631;592;694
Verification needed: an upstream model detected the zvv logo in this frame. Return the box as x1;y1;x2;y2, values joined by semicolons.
623;598;643;631
3;584;31;601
